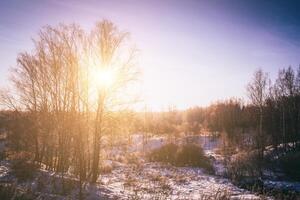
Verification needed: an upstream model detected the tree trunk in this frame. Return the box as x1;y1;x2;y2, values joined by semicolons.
91;94;104;183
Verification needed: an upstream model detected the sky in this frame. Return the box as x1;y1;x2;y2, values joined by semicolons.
1;0;300;110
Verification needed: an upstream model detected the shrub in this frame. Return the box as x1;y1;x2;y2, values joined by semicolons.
125;153;140;165
0;151;6;160
278;151;300;181
0;184;34;200
0;184;14;200
10;152;38;181
226;151;262;183
148;143;178;164
11;159;38;181
148;143;214;173
175;144;214;172
99;164;113;174
200;189;231;200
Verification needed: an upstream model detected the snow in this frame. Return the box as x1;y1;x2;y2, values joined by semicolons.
100;162;266;199
0;165;9;178
177;135;222;151
129;135;166;152
263;180;300;192
0;134;299;199
129;134;222;153
98;134;268;199
206;150;227;176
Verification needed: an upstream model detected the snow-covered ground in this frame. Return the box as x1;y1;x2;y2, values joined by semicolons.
129;134;222;153
99;161;264;199
98;135;267;199
1;134;299;199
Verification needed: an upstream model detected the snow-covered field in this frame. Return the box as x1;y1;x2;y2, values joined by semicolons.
96;135;265;199
1;135;300;199
100;161;263;199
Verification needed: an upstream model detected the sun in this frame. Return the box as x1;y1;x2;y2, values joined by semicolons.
91;67;116;89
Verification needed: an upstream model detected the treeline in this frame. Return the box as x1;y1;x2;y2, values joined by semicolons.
134;67;300;154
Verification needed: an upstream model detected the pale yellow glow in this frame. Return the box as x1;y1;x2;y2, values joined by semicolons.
91;67;115;89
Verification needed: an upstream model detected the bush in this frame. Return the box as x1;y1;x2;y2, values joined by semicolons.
148;143;214;173
148;143;178;164
125;153;140;165
99;164;113;174
0;151;6;160
226;151;262;183
0;184;34;200
10;152;38;181
175;144;213;171
278;151;300;181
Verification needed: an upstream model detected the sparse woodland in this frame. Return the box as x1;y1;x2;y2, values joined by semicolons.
0;20;300;199
0;20;139;198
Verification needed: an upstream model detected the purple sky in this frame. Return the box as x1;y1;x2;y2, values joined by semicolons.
1;0;300;110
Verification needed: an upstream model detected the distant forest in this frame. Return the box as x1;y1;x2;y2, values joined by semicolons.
135;66;300;153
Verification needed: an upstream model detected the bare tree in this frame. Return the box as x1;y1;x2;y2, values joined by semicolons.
247;69;269;158
1;20;139;197
89;20;138;183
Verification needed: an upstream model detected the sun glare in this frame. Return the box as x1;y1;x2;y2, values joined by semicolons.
92;68;115;89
